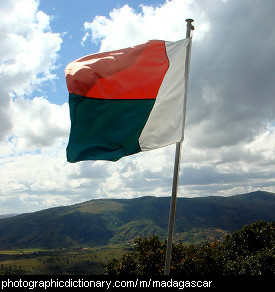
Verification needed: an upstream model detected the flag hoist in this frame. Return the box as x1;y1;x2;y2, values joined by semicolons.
65;19;194;275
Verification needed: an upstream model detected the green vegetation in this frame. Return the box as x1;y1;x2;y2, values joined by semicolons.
0;245;129;275
0;191;274;250
104;221;275;276
0;221;274;275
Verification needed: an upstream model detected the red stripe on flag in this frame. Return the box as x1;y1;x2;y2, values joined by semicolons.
66;40;169;100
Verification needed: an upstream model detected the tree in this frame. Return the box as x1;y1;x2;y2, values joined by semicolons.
221;220;275;275
104;221;275;276
104;235;166;275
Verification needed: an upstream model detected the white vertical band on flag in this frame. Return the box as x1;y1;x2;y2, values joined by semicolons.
139;38;191;151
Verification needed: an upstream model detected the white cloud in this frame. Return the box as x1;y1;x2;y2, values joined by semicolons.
0;0;62;140
0;0;68;213
82;0;209;51
10;97;70;150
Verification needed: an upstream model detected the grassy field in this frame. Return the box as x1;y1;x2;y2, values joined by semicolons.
0;245;130;275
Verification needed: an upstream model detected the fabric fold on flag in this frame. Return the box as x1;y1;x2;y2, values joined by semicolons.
65;38;192;162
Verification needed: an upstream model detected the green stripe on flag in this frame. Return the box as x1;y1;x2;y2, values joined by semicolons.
66;94;156;162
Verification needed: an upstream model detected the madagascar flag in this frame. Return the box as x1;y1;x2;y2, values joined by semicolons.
65;38;192;162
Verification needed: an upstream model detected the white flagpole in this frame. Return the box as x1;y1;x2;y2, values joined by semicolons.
164;19;194;276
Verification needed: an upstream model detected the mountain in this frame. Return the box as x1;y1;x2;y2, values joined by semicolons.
0;214;18;219
0;191;274;249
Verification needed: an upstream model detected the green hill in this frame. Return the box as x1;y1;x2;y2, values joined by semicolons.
0;191;274;249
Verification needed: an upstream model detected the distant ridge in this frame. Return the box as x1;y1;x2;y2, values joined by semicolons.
0;191;274;249
0;214;18;220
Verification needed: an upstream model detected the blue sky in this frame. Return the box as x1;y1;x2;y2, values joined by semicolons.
0;0;274;214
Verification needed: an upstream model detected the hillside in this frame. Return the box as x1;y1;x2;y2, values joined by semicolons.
0;191;274;249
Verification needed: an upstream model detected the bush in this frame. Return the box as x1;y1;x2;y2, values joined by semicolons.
104;221;275;276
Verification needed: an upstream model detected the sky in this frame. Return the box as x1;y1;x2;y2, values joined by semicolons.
0;0;274;215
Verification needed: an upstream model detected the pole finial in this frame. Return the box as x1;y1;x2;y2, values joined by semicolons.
185;19;195;32
185;19;194;38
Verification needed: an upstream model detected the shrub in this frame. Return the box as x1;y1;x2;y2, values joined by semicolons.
104;221;275;276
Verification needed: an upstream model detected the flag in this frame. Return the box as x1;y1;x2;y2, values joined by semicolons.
65;38;192;162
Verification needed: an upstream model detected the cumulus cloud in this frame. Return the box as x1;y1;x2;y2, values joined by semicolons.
0;0;62;141
82;0;209;50
10;97;69;150
0;0;67;213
